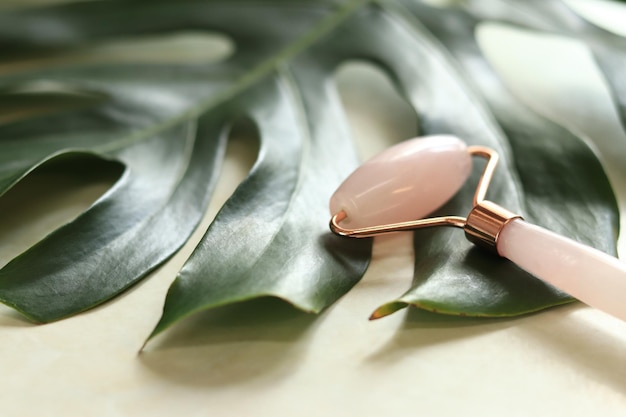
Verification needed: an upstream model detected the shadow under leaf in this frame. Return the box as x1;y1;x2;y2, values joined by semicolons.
140;297;318;387
518;306;626;393
366;307;519;365
0;304;32;327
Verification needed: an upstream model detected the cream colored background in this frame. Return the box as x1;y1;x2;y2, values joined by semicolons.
1;1;626;416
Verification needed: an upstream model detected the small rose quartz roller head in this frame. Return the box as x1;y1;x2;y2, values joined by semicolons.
329;135;626;322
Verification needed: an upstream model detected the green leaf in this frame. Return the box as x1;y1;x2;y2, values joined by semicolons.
0;0;620;334
0;0;373;324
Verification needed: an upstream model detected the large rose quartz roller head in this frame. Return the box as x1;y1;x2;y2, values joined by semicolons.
329;135;626;322
329;135;472;229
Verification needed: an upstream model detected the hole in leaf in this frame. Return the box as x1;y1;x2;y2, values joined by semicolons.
335;60;418;161
1;31;234;74
0;153;124;268
196;116;260;234
564;0;626;37
0;81;107;125
476;22;608;128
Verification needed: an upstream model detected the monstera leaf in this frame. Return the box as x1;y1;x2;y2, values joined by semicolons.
0;0;621;338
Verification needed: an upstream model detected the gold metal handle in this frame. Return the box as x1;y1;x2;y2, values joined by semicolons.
463;201;522;252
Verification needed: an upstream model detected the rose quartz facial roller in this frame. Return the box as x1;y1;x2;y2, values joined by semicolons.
329;135;626;322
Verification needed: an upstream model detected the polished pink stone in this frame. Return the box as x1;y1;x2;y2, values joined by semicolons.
498;218;626;321
329;135;472;228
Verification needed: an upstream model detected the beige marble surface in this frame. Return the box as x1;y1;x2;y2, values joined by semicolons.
1;1;626;416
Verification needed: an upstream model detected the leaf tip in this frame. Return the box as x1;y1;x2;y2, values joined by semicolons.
369;301;408;320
